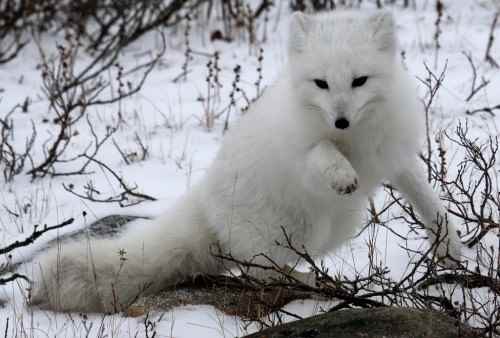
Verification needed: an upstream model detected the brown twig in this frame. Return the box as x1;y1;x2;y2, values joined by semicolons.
485;12;499;68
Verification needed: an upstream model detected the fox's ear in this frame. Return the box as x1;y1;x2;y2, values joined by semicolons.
289;12;312;53
370;11;395;53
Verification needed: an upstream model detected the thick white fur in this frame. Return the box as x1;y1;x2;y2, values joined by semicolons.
30;10;461;313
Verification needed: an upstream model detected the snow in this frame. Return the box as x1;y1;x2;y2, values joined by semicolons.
0;0;499;337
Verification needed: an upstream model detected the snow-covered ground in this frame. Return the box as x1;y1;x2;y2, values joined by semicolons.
0;1;499;337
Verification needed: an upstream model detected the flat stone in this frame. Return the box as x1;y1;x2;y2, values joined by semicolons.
129;275;316;320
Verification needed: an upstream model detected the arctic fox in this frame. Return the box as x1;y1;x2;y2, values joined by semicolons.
31;10;461;313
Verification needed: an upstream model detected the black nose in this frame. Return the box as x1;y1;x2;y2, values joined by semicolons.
335;118;350;130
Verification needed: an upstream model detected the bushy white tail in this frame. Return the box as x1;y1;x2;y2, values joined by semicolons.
30;194;218;312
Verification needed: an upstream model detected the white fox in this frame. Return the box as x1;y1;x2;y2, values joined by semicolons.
31;10;461;313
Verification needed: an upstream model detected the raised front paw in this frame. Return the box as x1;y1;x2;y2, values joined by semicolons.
325;166;359;195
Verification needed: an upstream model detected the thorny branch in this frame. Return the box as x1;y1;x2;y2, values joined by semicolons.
416;61;447;183
463;51;490;102
0;103;36;182
0;218;74;256
485;12;499;68
466;104;500;117
0;218;74;286
63;155;157;207
26;30;165;179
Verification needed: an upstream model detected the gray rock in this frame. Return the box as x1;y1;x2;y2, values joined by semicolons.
5;215;149;273
242;307;481;338
45;214;148;245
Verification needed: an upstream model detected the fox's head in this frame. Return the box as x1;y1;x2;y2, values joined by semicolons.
288;10;397;131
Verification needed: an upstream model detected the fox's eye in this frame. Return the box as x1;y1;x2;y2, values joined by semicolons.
352;76;368;88
313;79;329;90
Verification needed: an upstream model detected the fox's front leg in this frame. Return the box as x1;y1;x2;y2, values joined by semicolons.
392;161;461;262
305;140;358;195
